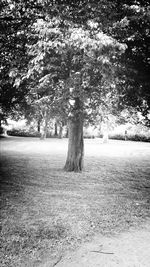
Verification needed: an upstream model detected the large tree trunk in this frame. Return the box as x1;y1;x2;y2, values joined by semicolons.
64;116;84;172
64;71;84;172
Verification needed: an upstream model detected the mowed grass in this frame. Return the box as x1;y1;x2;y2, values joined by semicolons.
0;137;150;266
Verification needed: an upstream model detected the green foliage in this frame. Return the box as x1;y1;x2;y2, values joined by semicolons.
111;1;150;122
0;126;5;135
0;0;43;117
26;16;126;124
109;121;150;142
109;133;150;142
7;129;41;137
1;0;149;125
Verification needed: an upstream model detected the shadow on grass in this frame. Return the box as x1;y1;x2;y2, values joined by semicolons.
0;138;150;266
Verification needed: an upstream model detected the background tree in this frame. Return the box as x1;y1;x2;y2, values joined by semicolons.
0;0;44;120
111;0;150;125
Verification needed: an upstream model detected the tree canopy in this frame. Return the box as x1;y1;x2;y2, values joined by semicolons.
112;1;150;124
0;0;43;117
0;0;149;124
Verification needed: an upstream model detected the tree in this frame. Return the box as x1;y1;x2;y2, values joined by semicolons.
0;0;44;120
2;0;149;171
110;1;150;124
26;17;126;171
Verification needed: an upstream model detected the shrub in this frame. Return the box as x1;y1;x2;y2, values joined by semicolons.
84;134;95;139
0;126;4;134
109;134;125;141
127;134;150;142
109;133;150;142
7;129;41;138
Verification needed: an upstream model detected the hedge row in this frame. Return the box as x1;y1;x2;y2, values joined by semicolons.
7;129;60;138
6;129;150;142
7;129;41;137
109;134;150;142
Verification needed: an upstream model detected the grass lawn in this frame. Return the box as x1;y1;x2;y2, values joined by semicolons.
0;137;150;267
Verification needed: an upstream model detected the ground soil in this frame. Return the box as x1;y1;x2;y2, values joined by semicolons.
54;223;150;267
0;137;150;267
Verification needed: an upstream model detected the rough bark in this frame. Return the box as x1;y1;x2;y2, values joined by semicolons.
64;71;84;172
64;115;84;172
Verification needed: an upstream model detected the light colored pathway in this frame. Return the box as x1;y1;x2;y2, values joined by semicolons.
54;224;150;267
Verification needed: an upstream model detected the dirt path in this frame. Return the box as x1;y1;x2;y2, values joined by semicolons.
48;223;150;267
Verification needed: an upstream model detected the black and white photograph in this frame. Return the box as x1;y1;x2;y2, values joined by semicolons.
0;1;150;266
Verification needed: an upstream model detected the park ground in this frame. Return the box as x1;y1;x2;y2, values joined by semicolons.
0;137;150;266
